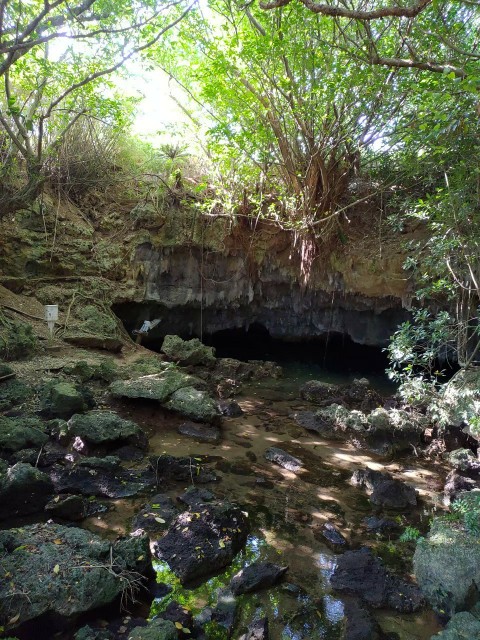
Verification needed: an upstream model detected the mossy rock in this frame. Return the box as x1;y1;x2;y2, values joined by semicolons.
128;619;177;640
0;415;49;453
64;359;118;383
0;361;14;377
110;367;203;403
66;411;147;447
161;334;216;367
0;378;32;411
166;386;220;423
0;319;38;361
431;611;480;638
77;305;118;336
40;381;94;418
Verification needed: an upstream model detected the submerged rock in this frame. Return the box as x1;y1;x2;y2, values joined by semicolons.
342;597;382;640
45;493;87;521
331;547;423;612
414;516;480;617
0;461;53;519
264;447;303;472
66;411;147;449
239;617;269;640
351;468;417;508
430;611;480;639
0;522;152;629
178;421;221;443
154;501;249;584
150;454;217;484
50;462;154;498
162;334;216;367
230;562;288;595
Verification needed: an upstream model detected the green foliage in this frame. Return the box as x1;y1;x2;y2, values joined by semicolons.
65;359;118;383
451;494;480;536
0;317;38;361
399;526;422;543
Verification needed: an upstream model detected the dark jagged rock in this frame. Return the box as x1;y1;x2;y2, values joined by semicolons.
132;494;179;535
342;598;382;640
154;501;249;584
149;454;217;484
0;522;152;629
0;461;53;519
445;448;480;473
351;468;417;508
239;617;269;640
178;486;215;507
45;493;87;521
178;421;221;444
159;600;194;633
331;547;424;613
230;562;288;595
319;522;348;551
218;400;244;417
300;380;340;405
50;462;155;498
264;447;303;472
291;410;344;439
11;440;67;467
212;588;238;635
363;516;400;533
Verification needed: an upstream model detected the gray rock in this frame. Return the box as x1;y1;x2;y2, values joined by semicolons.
445;448;480;473
0;523;152;629
0;461;53;519
178;486;215;507
218;400;244;417
264;447;303;472
343;597;381;640
162;335;216;367
178;421;221;444
414;517;480;617
351;468;417;509
320;522;347;550
154;502;249;584
230;562;288;595
66;411;147;448
444;471;478;504
150;454;217;484
300;380;340;404
166;386;220;423
430;611;480;639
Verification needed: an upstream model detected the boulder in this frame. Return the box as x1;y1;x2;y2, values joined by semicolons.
0;523;152;629
154;501;249;584
365;407;426;454
161;335;216;367
319;522;348;551
300;380;341;404
445;448;480;473
342;597;382;640
158;600;194;633
292;409;344;440
0;461;53;519
218;400;244;417
414;517;480;617
178;486;215;507
166;386;219;423
66;411;147;449
0;415;48;454
230;562;288;595
178;421;221;444
444;471;478;504
430;611;480;639
351;468;417;509
264;447;303;472
331;547;423;612
40;381;93;418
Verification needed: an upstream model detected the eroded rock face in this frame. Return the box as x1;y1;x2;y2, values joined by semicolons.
154;501;249;584
0;523;152;629
162;334;216;367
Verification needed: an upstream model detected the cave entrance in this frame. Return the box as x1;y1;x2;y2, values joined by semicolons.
203;323;389;376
